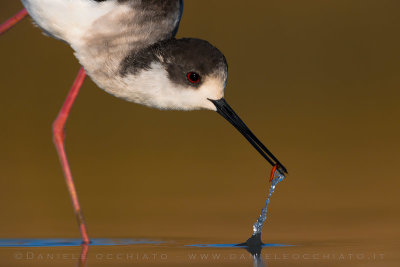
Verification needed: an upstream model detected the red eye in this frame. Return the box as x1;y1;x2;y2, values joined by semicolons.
187;72;201;84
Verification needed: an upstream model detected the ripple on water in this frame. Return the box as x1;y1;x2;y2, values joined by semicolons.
0;238;161;247
187;243;291;248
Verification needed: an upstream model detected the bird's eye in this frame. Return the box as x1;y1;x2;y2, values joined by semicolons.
187;72;201;84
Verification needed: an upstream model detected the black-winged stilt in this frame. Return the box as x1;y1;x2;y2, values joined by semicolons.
1;0;287;244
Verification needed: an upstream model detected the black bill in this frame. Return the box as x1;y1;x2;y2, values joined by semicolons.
209;98;288;174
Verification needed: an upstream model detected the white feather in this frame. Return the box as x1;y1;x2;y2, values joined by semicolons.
21;0;121;42
98;62;223;111
21;0;226;111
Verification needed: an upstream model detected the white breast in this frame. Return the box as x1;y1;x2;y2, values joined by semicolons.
21;0;121;43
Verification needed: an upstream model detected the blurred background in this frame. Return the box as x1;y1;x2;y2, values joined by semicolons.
0;0;399;247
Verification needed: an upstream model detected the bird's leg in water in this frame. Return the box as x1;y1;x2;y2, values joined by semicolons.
0;8;28;35
1;8;90;244
52;67;90;244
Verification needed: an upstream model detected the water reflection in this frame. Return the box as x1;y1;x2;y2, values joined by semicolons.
189;234;291;267
237;234;266;267
78;243;89;267
1;237;292;266
0;238;162;267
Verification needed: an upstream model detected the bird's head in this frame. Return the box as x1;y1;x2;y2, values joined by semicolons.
119;38;287;174
120;38;228;111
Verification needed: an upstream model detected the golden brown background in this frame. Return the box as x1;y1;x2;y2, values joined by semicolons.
0;0;399;265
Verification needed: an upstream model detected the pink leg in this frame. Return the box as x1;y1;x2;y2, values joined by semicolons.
0;8;28;35
52;67;90;244
78;243;90;267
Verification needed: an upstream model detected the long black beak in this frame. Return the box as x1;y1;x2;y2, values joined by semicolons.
209;98;288;174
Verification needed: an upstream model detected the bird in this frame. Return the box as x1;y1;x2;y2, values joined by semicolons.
1;0;287;244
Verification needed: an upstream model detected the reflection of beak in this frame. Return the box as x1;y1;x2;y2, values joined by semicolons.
209;98;288;175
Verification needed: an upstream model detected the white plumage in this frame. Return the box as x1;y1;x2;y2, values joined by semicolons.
21;0;225;111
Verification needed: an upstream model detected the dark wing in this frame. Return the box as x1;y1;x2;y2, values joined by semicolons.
172;0;184;37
